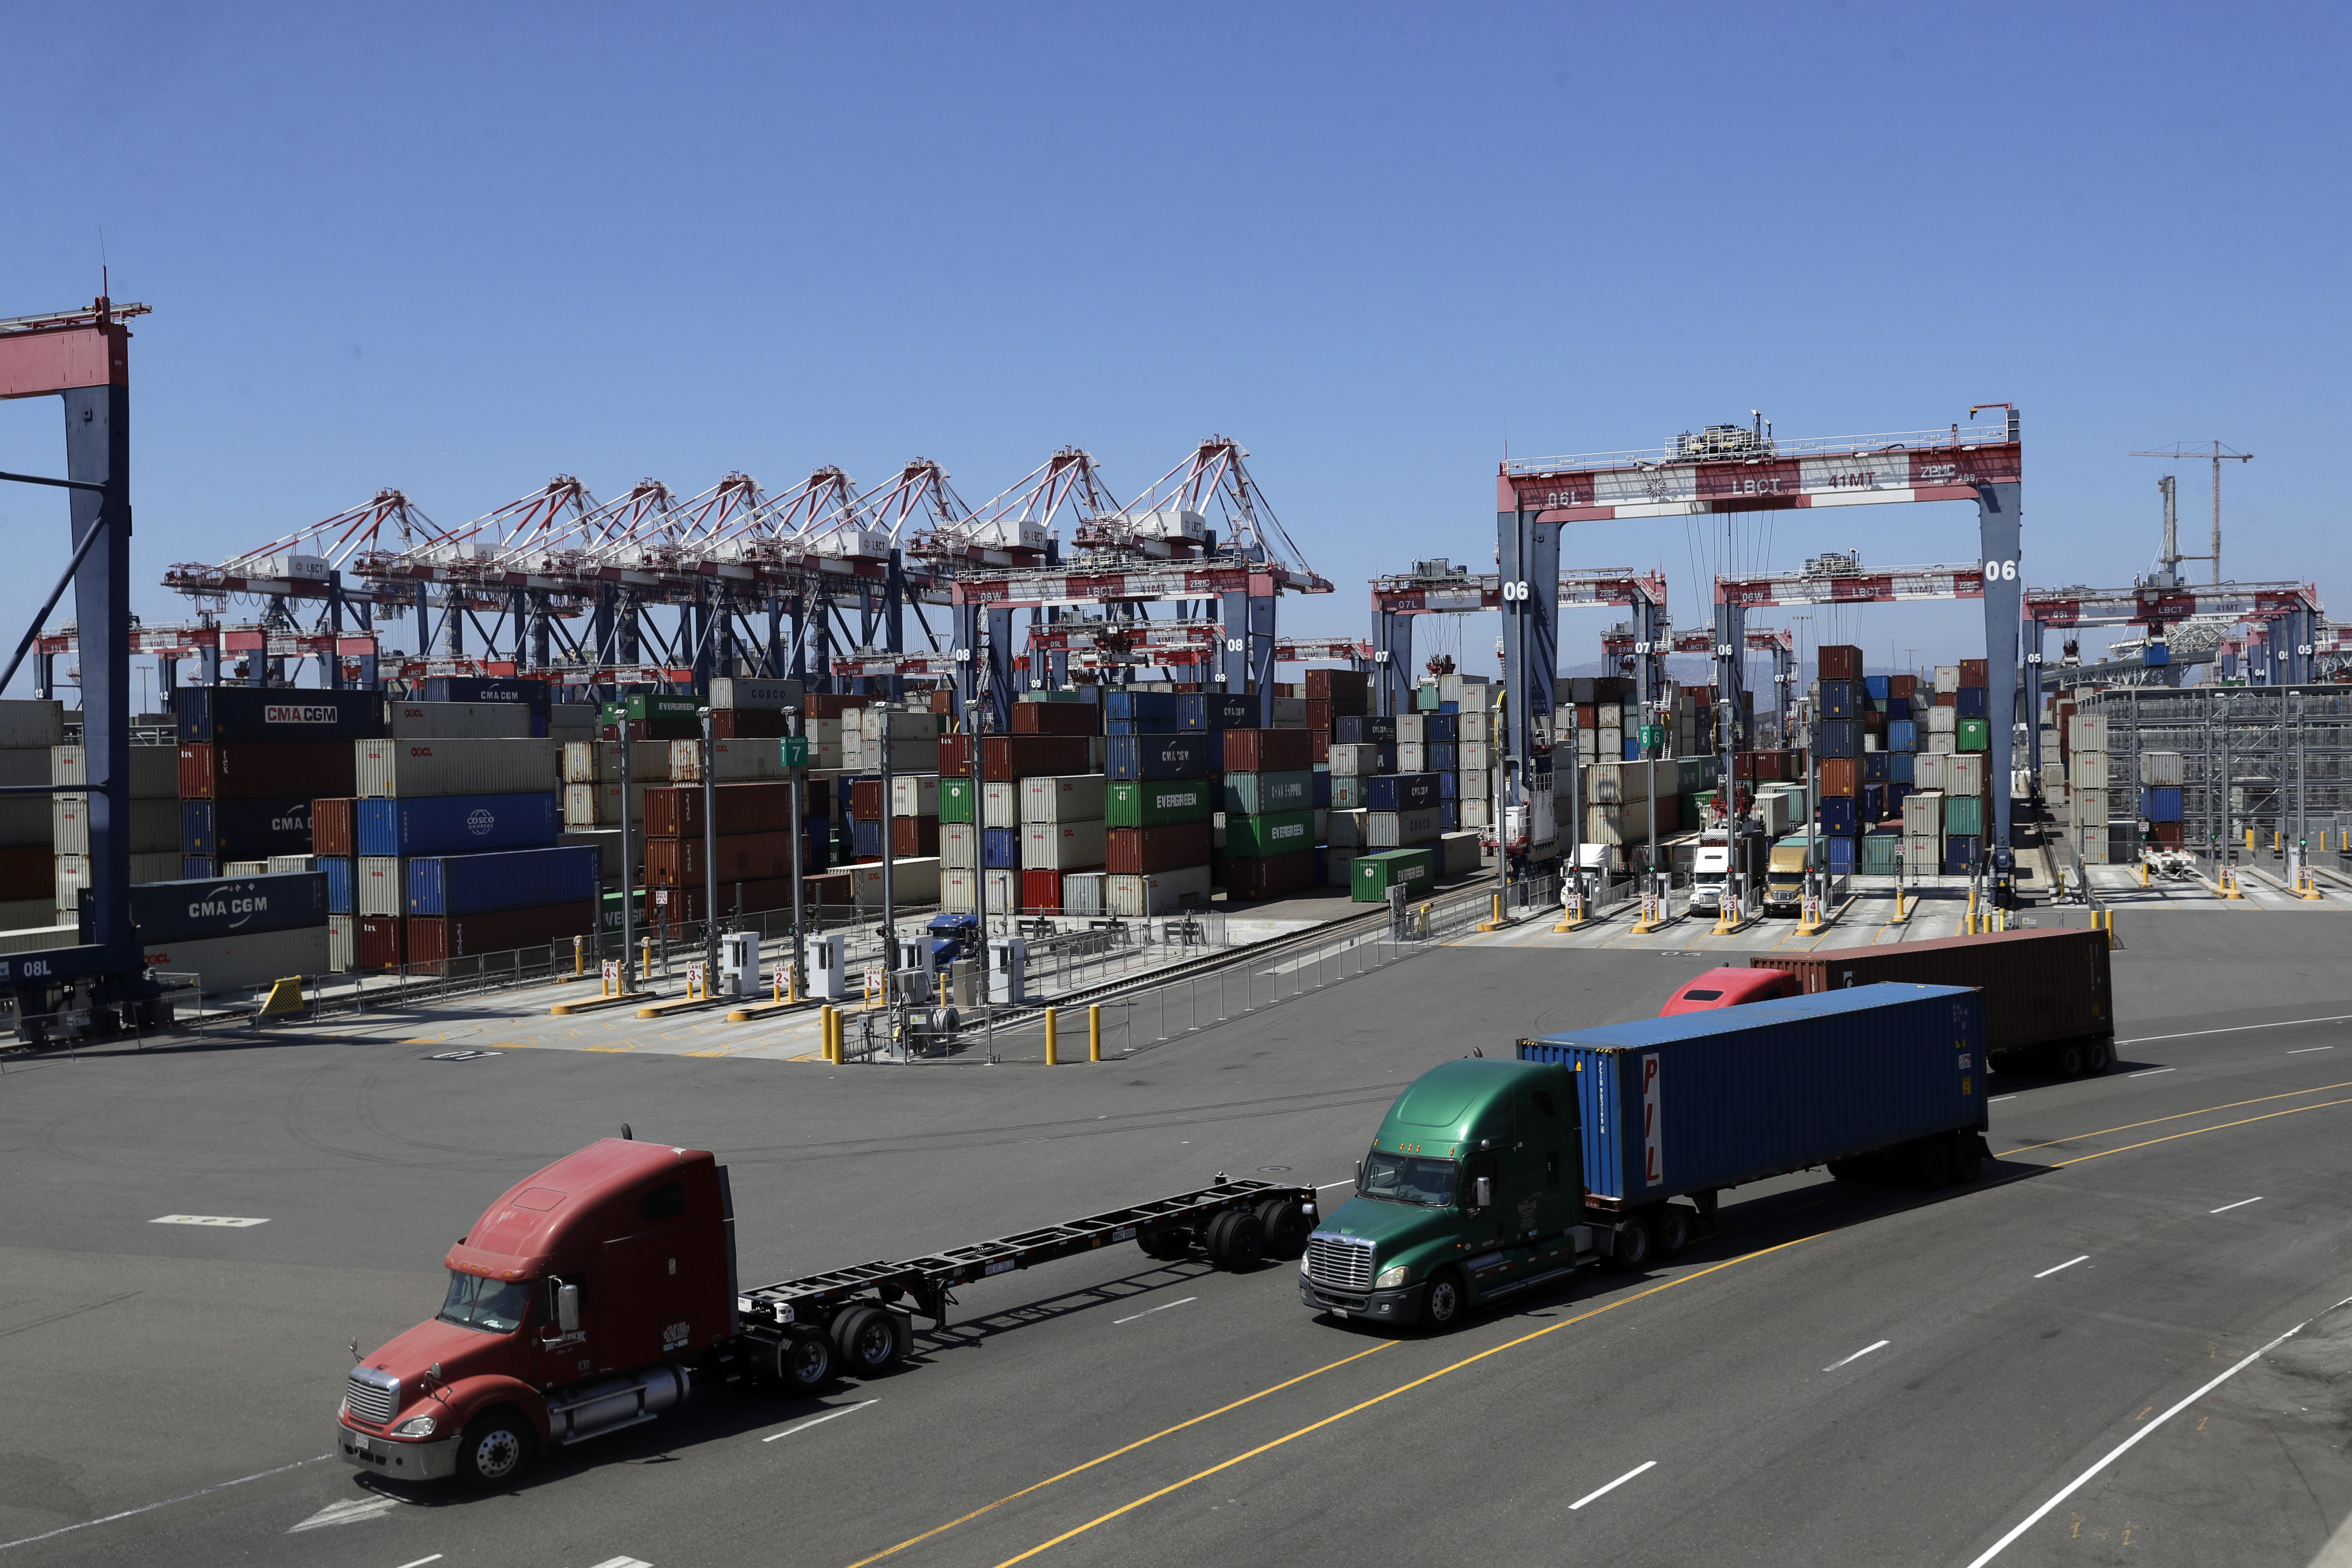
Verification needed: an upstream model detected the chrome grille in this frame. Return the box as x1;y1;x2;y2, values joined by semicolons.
345;1368;398;1424
1306;1233;1376;1292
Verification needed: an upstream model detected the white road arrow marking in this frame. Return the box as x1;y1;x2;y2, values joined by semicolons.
287;1494;404;1532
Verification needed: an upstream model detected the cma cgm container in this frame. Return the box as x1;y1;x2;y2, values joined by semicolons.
1750;928;2115;1075
176;687;385;745
1519;984;1987;1212
179;797;312;860
87;871;328;944
406;845;601;917
355;738;561;798
422;675;551;713
355;793;563;858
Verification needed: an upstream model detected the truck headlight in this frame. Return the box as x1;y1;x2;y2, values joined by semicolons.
1375;1265;1411;1289
392;1416;438;1437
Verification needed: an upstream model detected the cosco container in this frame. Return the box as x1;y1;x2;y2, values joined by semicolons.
1519;985;1986;1208
407;845;601;917
707;677;803;712
89;871;328;945
1362;773;1439;812
179;797;313;860
355;738;560;798
1105;733;1212;781
1223;769;1313;815
355;793;562;857
1107;779;1213;827
176;687;385;745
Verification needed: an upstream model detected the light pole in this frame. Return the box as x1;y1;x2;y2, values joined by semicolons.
699;706;718;994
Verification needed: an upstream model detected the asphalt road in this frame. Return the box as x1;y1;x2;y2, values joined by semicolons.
3;912;2349;1567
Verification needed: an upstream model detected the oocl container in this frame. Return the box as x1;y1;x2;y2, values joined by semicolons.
355;738;560;798
1107;866;1212;916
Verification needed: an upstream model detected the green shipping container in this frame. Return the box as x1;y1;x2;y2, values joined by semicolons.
1224;809;1315;858
939;777;977;824
1944;793;1985;836
1860;829;1902;875
1224;769;1314;815
602;693;702;724
1352;847;1435;902
1956;718;1990;753
1415;684;1442;711
1108;778;1214;828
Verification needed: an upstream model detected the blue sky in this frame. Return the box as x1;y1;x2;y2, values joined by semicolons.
2;2;2343;700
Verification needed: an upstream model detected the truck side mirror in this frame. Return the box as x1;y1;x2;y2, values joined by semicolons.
556;1282;580;1334
1474;1176;1493;1209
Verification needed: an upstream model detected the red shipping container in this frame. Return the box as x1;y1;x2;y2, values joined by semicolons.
1817;644;1863;681
938;734;972;778
643;829;800;886
804;694;875;719
710;708;790;740
1889;674;1917;698
0;845;48;901
849;778;888;819
802;870;854;913
1311;732;1329;765
645;876;801;934
1732;753;1757;781
1222;728;1313;772
1224;848;1316;901
178;741;357;801
643;780;804;839
980;735;1091;782
1304;698;1332;732
1010;702;1100;736
928;687;954;715
1933;691;1958;708
1020;868;1064;914
1107;822;1213;875
407;899;597;972
1819;757;1861;798
2149;820;2184;845
1958;658;1988;688
1752;928;2111;1062
312;797;356;857
356;914;406;970
891;816;940;857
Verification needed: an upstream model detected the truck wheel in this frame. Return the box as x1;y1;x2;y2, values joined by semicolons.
1421;1270;1467;1332
1136;1226;1191;1261
2049;1041;2086;1078
1951;1135;1984;1184
1206;1210;1265;1271
1606;1216;1653;1273
457;1409;534;1488
2084;1039;2114;1075
774;1326;834;1394
1826;1158;1865;1182
1911;1139;1954;1191
1255;1198;1310;1261
832;1305;900;1377
1651;1205;1694;1259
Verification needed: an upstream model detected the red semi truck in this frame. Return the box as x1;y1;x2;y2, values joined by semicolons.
337;1135;1314;1486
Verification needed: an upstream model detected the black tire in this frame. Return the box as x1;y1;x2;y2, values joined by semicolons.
1952;1134;1984;1185
1607;1215;1654;1273
1199;1210;1237;1267
1207;1210;1265;1272
773;1326;834;1394
2083;1038;2114;1075
831;1305;900;1377
1136;1226;1191;1261
1421;1269;1467;1332
1255;1198;1311;1261
456;1409;534;1488
1912;1138;1954;1191
1826;1158;1866;1182
2050;1041;2086;1078
1651;1204;1694;1259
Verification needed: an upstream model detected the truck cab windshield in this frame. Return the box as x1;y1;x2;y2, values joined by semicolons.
438;1271;532;1334
1358;1152;1458;1207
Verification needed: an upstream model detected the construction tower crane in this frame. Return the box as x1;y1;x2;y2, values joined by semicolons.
2131;441;2250;586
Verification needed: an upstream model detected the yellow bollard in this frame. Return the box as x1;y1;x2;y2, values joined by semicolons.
573;934;584;977
828;1006;843;1062
1044;1007;1059;1066
2246;827;2257;852
641;937;653;980
1088;1003;1102;1063
2273;830;2282;854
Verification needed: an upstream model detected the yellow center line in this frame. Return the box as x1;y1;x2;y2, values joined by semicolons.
2051;1095;2352;1167
837;1341;1396;1568
2003;1078;2352;1156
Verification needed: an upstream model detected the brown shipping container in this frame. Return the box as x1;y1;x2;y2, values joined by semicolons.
1818;757;1861;798
802;870;854;913
710;708;791;740
1311;732;1329;766
645;877;801;934
0;845;49;900
643;780;803;839
178;741;357;801
1933;691;1957;708
1817;644;1863;681
891;816;941;858
1020;868;1063;914
1958;658;1988;688
849;779;888;820
1304;699;1332;732
1305;668;1370;713
1106;821;1215;875
980;735;1091;782
1889;673;1917;698
312;797;356;858
1010;702;1100;736
643;829;799;887
1750;928;2113;1062
938;734;972;778
1225;848;1317;901
356;914;406;970
1222;728;1314;772
803;694;875;719
407;900;597;971
1862;710;1886;735
2150;820;2184;845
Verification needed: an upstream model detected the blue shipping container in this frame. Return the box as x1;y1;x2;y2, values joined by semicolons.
354;793;562;858
1824;834;1859;875
87;871;328;945
1437;700;1460;715
181;796;313;859
1104;690;1184;721
1862;751;1891;784
1888;697;1911;721
1888;719;1918;752
1519;984;1986;1204
1954;686;1989;720
1865;675;1891;701
1363;772;1440;812
1104;718;1187;736
1312;768;1332;808
1439;800;1460;831
2140;786;2184;822
1944;834;1981;875
181;857;215;880
851;818;886;860
1622;740;1641;762
1179;692;1256;730
1438;770;1458;801
1817;796;1861;836
1818;720;1860;759
1817;680;1863;719
983;827;1020;869
422;676;551;714
1429;742;1458;771
1423;714;1459;743
407;845;601;917
1890;751;1915;784
1335;716;1397;745
175;686;385;745
322;856;355;914
1106;732;1214;780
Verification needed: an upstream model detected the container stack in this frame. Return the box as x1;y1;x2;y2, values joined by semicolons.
1902;787;1945;879
1103;714;1213;914
1103;775;1214;915
176;687;377;879
0;701;67;931
2140;749;2185;851
1021;773;1106;914
639;776;821;937
91;870;331;993
1914;751;1988;873
2068;711;2111;864
51;735;180;925
1221;724;1318;901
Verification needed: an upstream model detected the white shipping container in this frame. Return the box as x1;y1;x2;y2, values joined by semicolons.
1021;774;1107;824
983;782;1020;830
1108;866;1213;916
941;822;978;870
1902;790;1944;837
891;775;941;818
845;857;943;908
134;924;331;997
1324;851;1355;889
1914;755;1950;794
2070;751;2109;793
2070;788;2110;826
1396;714;1427;744
328;913;355;972
1327;808;1369;850
859;708;947;741
1586;761;1650;804
1926;706;1958;734
563;781;650;828
49;743;179;796
53;796;178;854
1460;740;1494;775
0;922;77;953
267;854;316;874
940;868;978;913
388;702;536;739
1925;734;1957;756
356;857;408;917
356;738;559;798
2141;750;2185;787
0;701;64;749
669;738;790;784
1903;834;1944;870
1367;807;1443;848
1023;820;1108;870
562;740;673;784
1062;871;1107;917
843;733;940;773
1211;814;1225;850
2076;826;2110;865
1458;710;1492;742
2069;714;2110;753
1945;754;1986;798
983;867;1019;913
1438;830;1482;877
708;677;803;712
1934;665;1961;694
52;851;183;910
1328;743;1385;777
1397;743;1427;773
1461;796;1492;829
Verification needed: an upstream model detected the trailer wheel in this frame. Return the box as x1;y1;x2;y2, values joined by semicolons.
832;1305;900;1377
773;1326;835;1394
2083;1038;2114;1075
1255;1198;1310;1261
456;1409;534;1488
1911;1138;1954;1191
1206;1210;1265;1271
2049;1041;2086;1078
1606;1215;1653;1273
1825;1158;1866;1182
1136;1226;1191;1261
1951;1134;1984;1185
1651;1204;1694;1259
1421;1269;1466;1332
